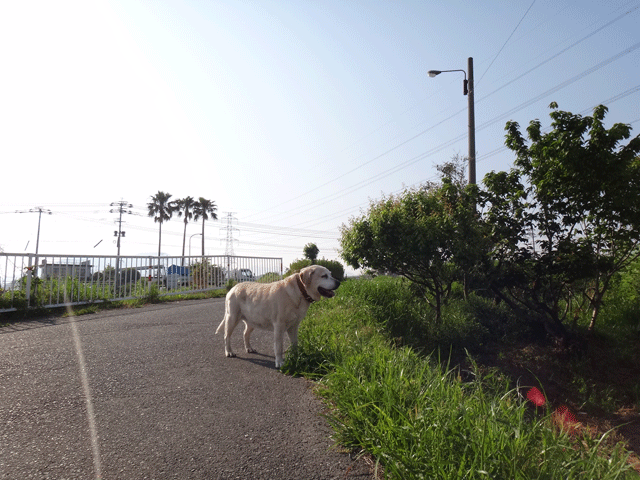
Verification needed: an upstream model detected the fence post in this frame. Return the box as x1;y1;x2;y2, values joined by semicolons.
25;255;33;307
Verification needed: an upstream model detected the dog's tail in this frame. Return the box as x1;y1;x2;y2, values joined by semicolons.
215;318;225;335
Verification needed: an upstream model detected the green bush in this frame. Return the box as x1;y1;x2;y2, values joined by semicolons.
286;258;345;281
0;288;27;310
144;283;161;303
315;258;345;281
285;259;312;276
225;279;237;292
320;276;526;354
597;258;640;336
258;272;282;283
190;259;225;288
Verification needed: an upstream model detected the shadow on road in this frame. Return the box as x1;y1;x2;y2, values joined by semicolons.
235;351;279;370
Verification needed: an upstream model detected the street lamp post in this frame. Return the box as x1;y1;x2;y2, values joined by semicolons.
189;233;202;257
428;57;476;185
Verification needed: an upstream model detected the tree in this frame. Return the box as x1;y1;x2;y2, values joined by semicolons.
340;172;480;322
484;103;640;333
174;196;196;265
147;191;175;257
303;243;319;263
286;257;345;281
316;258;345;282
286;259;312;277
190;258;225;288
192;197;218;256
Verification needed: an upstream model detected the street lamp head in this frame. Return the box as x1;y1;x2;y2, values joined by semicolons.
426;57;476;186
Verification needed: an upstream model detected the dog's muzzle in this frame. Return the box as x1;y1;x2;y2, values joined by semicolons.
318;280;340;298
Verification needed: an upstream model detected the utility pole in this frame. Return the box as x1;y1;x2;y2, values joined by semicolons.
110;201;133;289
467;57;476;186
110;201;132;257
15;206;52;276
14;206;51;303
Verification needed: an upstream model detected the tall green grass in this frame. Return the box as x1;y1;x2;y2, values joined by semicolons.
284;277;636;479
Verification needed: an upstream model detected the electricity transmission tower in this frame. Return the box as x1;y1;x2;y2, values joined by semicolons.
221;213;239;273
221;212;239;256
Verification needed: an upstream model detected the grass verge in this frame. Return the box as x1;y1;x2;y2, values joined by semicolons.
283;277;638;479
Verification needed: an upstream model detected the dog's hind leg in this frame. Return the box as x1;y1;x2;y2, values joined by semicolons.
222;307;242;359
243;322;256;353
222;315;237;358
286;324;299;348
273;326;286;368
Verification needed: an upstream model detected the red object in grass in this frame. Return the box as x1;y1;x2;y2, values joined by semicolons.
526;387;546;407
554;405;577;426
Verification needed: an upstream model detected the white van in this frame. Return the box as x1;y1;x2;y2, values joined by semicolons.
230;268;255;283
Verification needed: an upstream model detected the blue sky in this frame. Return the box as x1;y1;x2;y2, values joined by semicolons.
1;0;639;271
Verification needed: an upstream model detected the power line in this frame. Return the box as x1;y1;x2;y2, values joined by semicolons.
247;7;639;225
286;79;640;229
14;207;52;257
8;84;637;257
476;3;640;108
477;0;537;86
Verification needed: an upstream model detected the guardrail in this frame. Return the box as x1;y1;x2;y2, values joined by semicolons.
0;253;283;313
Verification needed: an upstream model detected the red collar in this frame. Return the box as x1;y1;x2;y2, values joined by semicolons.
296;274;315;303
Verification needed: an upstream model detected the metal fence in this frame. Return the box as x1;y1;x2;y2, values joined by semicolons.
0;253;283;313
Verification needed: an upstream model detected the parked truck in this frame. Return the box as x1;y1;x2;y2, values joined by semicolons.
166;265;191;289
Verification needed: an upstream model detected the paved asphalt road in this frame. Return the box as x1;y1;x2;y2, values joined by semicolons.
0;298;373;479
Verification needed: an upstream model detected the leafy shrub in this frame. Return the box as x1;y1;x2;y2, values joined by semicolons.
315;258;345;281
119;267;141;284
597;258;640;335
190;259;225;288
258;272;281;283
285;259;312;276
144;283;161;303
225;279;237;292
286;258;345;281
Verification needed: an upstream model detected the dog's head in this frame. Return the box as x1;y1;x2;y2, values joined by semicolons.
300;265;341;301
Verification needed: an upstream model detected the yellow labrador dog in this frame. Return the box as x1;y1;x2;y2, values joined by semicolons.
215;265;340;368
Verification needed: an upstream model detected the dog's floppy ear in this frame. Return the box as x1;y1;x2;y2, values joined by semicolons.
301;266;314;286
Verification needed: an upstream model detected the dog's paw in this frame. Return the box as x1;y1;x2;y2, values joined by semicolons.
246;347;257;354
225;351;236;358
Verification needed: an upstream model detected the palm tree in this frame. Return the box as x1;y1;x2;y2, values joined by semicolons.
174;196;196;265
147;191;175;257
192;197;218;256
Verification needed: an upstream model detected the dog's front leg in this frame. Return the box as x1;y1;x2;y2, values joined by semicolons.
273;326;285;368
